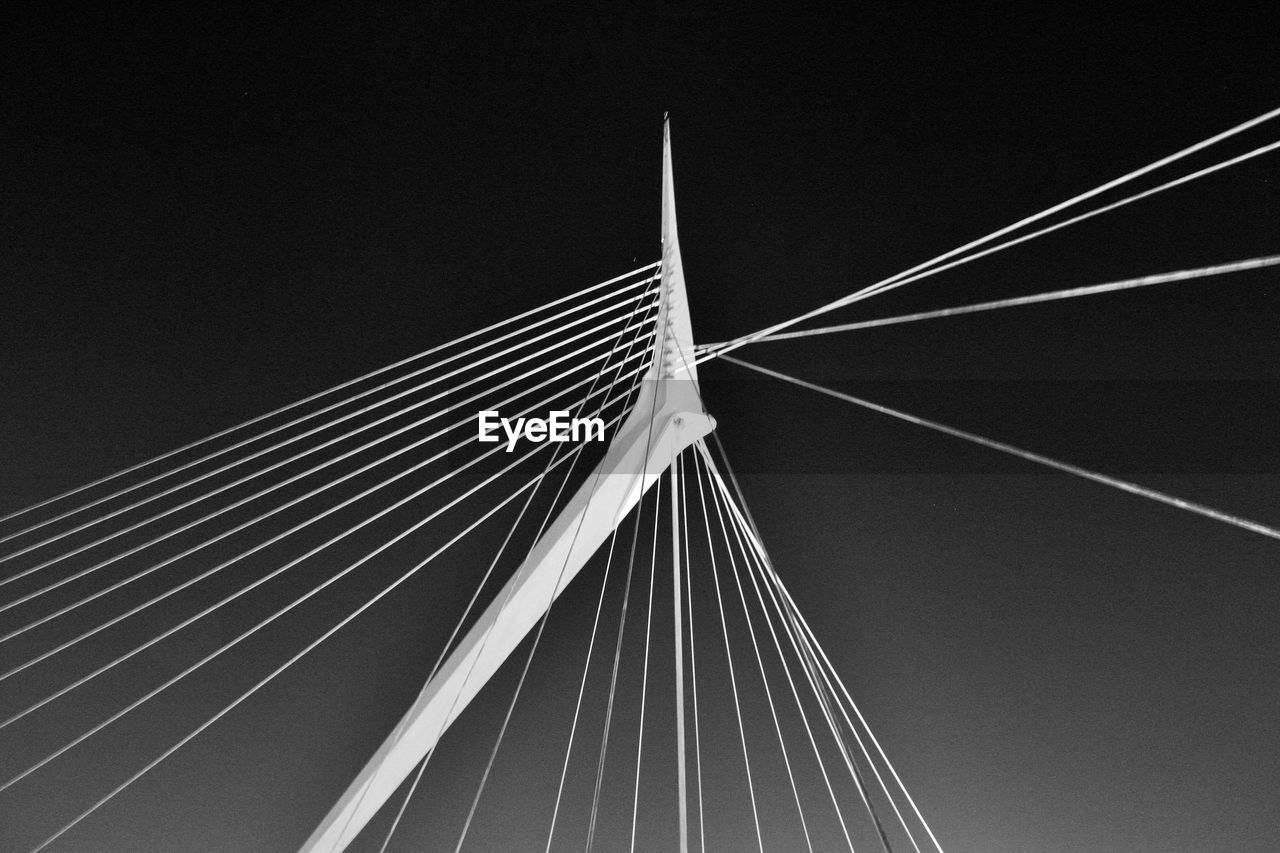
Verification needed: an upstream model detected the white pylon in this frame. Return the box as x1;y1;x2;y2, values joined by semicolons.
299;115;714;852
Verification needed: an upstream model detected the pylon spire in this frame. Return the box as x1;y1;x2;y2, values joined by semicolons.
657;112;699;383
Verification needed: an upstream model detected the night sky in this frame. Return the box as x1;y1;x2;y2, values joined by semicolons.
3;5;1280;852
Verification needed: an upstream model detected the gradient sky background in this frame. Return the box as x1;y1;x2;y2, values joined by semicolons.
3;5;1280;852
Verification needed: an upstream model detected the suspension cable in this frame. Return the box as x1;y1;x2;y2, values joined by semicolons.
705;441;904;851
584;503;641;853
0;283;656;579
22;435;602;853
626;462;664;853
726;253;1280;344
723;354;1280;543
698;444;816;849
1;303;654;647
0;318;655;673
6;371;648;814
689;447;764;852
374;288;661;853
0;263;658;537
0;363;647;735
543;288;657;852
698;112;1280;361
542;510;626;853
699;438;858;851
417;292;653;853
707;437;946;852
585;290;673;852
452;312;656;853
679;454;708;853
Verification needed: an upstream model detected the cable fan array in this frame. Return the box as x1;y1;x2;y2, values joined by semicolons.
0;252;946;852
696;104;1280;363
687;105;1280;547
2;101;1278;852
335;440;949;853
0;263;679;850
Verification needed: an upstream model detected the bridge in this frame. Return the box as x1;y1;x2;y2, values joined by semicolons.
2;111;1279;851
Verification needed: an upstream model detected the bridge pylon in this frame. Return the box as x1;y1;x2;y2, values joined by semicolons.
299;116;713;852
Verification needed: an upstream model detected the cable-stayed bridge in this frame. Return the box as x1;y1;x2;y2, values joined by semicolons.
2;112;1279;852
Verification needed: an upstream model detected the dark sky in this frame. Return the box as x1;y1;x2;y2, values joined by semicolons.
3;5;1280;852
